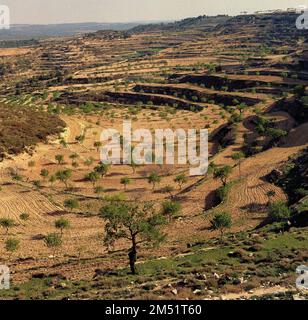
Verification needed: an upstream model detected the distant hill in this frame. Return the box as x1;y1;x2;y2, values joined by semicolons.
84;30;131;40
0;22;141;40
129;15;230;33
214;12;308;45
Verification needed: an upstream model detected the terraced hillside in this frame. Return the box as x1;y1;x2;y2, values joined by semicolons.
0;11;307;300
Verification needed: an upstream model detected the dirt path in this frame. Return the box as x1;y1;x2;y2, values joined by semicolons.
221;285;294;300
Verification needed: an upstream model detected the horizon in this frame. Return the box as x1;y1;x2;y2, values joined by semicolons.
6;9;305;27
8;20;173;27
1;0;307;25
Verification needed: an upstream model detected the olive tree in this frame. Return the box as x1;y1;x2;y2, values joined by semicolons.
161;200;181;221
214;166;232;187
55;154;65;165
64;198;79;213
5;238;20;260
55;169;72;189
268;201;291;222
44;233;62;257
0;218;15;235
95;163;110;178
85;171;101;188
100;201;167;274
55;217;70;236
120;177;131;190
174;174;188;190
231;152;245;178
210;212;232;241
40;169;49;181
147;171;162;191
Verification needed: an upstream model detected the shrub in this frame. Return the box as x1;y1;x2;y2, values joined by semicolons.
55;218;70;235
161;200;181;220
44;233;62;254
0;218;15;234
148;171;161;191
210;212;232;240
64;199;79;212
268;201;291;222
19;213;30;221
120;177;131;190
0;104;64;159
216;183;232;203
5;238;20;255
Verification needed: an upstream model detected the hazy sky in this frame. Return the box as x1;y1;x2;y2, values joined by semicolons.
2;0;308;24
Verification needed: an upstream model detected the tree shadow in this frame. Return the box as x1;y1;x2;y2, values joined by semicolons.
240;203;267;213
204;190;219;211
126;188;147;193
47;210;68;216
31;234;46;240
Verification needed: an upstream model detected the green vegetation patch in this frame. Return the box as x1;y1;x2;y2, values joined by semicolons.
0;104;65;159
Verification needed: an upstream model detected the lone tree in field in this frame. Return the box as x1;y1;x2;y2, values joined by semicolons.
44;233;62;257
40;169;49;181
64;198;79;213
85;171;101;188
266;190;276;205
5;238;20;260
55;217;70;236
231;152;245;178
148;171;162;191
120;177;131;190
55;154;65;165
161;200;181;221
174;174;188;190
214;166;232;187
0;218;15;235
100;201;167;274
210;212;232;241
55;169;72;189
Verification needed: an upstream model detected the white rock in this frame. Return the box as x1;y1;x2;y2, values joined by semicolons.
171;289;178;295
